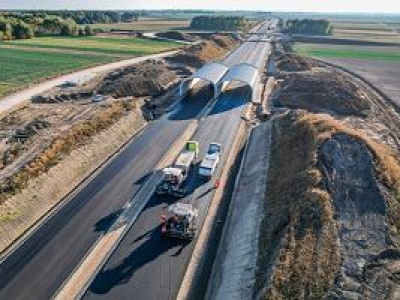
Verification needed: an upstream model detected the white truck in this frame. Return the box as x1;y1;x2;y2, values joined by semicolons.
156;141;199;197
198;143;221;180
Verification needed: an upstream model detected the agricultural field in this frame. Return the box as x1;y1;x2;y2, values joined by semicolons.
295;43;400;61
90;18;191;32
0;36;181;97
330;20;400;44
0;47;115;97
4;36;181;56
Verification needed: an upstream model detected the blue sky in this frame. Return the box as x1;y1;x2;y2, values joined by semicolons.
0;0;399;13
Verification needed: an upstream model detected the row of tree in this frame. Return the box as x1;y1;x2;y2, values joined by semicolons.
284;19;333;36
0;13;95;40
190;16;248;31
9;11;141;25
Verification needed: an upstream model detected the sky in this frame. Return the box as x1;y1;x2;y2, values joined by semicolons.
0;0;399;13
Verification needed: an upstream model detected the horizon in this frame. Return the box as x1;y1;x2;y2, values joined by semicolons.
0;8;399;16
0;0;399;14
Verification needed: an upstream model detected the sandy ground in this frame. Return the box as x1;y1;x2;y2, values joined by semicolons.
321;58;400;108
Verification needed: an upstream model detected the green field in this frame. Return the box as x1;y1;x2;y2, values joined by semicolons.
0;36;181;97
4;36;181;56
295;44;400;61
0;47;116;96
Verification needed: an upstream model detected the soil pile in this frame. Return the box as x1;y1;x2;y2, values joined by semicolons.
275;70;371;117
166;35;238;68
211;34;238;49
32;90;94;103
156;31;198;42
276;53;318;71
99;60;178;98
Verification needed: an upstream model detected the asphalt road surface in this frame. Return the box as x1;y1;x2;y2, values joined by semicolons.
0;83;213;300
84;84;251;300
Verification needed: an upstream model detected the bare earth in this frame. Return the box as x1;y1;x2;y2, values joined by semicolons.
321;58;400;107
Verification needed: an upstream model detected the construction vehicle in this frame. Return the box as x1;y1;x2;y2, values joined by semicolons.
199;143;221;180
156;141;199;197
161;203;198;240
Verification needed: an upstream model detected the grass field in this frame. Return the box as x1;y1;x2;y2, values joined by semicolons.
0;47;116;96
4;36;181;56
0;36;181;97
295;43;400;61
90;18;191;32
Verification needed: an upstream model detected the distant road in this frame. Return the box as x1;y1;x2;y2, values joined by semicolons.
0;50;179;117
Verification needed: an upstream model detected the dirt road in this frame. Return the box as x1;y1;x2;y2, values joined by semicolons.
0;50;179;118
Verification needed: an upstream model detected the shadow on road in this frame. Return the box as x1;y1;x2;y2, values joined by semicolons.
168;84;213;121
94;209;123;233
89;224;190;294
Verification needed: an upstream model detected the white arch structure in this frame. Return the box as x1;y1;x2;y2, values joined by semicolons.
179;62;229;98
218;63;259;99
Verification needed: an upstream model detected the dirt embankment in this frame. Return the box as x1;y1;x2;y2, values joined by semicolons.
165;35;238;68
254;53;400;299
156;31;199;42
0;35;235;251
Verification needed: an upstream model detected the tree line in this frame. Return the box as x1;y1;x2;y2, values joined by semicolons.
284;19;333;36
38;11;141;24
190;16;248;31
0;13;96;40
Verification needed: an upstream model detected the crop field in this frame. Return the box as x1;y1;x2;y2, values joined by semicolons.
330;21;400;43
4;36;181;56
295;43;400;61
90;18;191;32
0;36;181;97
0;47;116;97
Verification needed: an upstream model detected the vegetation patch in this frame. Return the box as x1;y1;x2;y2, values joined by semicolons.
284;19;333;36
4;36;181;56
90;19;191;32
295;45;400;61
190;15;248;31
0;209;21;223
0;47;116;97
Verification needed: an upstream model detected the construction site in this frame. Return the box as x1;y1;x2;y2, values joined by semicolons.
0;14;400;300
